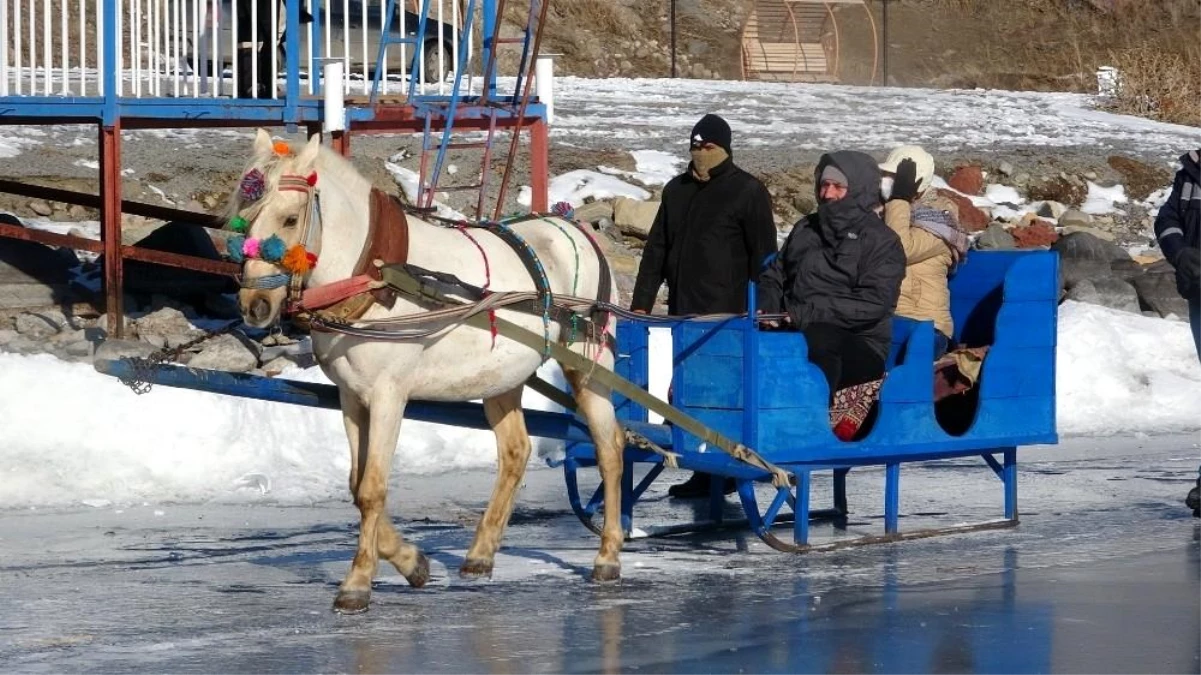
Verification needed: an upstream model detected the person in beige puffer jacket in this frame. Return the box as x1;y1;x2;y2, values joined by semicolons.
878;145;969;358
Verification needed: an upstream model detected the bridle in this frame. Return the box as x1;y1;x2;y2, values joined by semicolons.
233;171;323;315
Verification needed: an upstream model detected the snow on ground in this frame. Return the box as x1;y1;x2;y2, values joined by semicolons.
516;168;650;208
547;77;1201;158
0;302;1197;509
1081;181;1130;215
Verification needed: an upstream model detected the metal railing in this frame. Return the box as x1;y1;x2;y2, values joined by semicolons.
0;0;476;100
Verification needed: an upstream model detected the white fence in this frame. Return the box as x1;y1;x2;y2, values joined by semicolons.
0;0;476;99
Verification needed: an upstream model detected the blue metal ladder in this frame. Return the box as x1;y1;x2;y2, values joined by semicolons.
370;0;547;221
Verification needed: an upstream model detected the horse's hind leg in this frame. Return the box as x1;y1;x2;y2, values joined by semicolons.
334;388;408;614
563;368;626;583
461;387;532;579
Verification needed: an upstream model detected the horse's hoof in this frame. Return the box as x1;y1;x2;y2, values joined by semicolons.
332;590;371;615
591;563;621;583
404;552;430;589
459;557;493;580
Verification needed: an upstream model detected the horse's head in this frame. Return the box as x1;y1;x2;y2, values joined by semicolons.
231;129;324;328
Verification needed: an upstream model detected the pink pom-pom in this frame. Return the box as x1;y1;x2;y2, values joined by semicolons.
243;237;261;258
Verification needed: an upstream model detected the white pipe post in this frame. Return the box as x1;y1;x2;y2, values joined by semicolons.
323;60;345;133
60;0;68;94
41;0;49;94
79;0;86;94
14;0;22;94
0;0;9;96
535;52;554;125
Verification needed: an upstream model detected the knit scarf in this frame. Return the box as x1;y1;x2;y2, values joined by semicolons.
912;205;969;266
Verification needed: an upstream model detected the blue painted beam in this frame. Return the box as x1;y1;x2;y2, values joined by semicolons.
93;358;599;443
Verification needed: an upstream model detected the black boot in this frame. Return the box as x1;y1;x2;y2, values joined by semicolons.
667;472;737;499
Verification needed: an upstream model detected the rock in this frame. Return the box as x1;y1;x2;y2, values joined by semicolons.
572;200;615;224
261;355;302;376
1013;173;1031;187
1010;219;1058;248
15;310;67;337
1036;201;1068;219
1083;170;1098;181
52;328;87;344
1066;278;1141;314
975;224;1016;250
1131;261;1190;318
93;339;158;362
1107;155;1172;202
1061;225;1115;241
1028;177;1087;207
613;198;660;239
28;200;52;216
1058;209;1092;229
142;333;168;349
133;307;204;344
1051;231;1132;291
998;161;1015;177
0;328;18;345
934;189;990;232
1109;257;1144;283
947;166;984;196
64;340;93;358
187;334;260;373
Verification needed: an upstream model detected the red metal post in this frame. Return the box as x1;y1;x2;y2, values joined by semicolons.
100;123;124;338
530;117;549;213
332;130;350;156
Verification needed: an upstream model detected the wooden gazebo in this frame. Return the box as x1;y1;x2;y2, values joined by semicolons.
740;0;878;84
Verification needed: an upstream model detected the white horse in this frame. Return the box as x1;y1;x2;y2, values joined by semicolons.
232;129;625;613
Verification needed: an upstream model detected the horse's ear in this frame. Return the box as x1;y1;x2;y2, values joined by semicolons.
296;132;322;167
253;128;274;158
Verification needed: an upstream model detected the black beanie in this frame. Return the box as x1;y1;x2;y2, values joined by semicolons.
690;114;732;155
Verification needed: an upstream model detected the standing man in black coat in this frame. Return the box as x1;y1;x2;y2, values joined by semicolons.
631;113;778;498
758;150;905;397
1155;149;1201;517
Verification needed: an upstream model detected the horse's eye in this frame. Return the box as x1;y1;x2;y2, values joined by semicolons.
283;216;298;228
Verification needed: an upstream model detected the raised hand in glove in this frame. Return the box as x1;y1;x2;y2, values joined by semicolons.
890;158;920;203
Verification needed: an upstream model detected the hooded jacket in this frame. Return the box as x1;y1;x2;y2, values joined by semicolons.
758;151;906;359
1154;150;1201;297
631;156;778;315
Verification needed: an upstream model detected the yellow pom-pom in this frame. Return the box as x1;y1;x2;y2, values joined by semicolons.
273;141;292;157
282;245;312;274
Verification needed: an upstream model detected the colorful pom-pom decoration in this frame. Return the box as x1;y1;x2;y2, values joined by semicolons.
306;172;318;187
273;141;292;157
239;169;266;202
229;215;249;233
260;235;287;262
282;245;315;274
552;201;574;219
242;237;261;259
226;234;246;263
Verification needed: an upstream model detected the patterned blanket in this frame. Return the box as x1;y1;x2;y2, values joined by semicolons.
828;346;990;441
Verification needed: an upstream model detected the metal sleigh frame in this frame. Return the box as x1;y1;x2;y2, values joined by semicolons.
96;249;1058;552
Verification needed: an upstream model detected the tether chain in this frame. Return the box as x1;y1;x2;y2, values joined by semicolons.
118;322;241;395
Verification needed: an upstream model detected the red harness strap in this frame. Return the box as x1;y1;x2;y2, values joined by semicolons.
292;274;380;312
454;224;497;348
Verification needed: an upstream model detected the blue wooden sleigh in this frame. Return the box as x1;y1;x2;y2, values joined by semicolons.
94;249;1058;552
554;249;1059;550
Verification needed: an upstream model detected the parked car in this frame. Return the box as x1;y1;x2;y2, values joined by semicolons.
182;0;466;84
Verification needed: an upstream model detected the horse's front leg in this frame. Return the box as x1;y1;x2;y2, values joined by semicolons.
461;387;532;579
334;386;407;614
341;389;430;591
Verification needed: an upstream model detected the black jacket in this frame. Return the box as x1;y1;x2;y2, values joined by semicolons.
758;151;905;359
630;158;778;315
1154;150;1200;297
